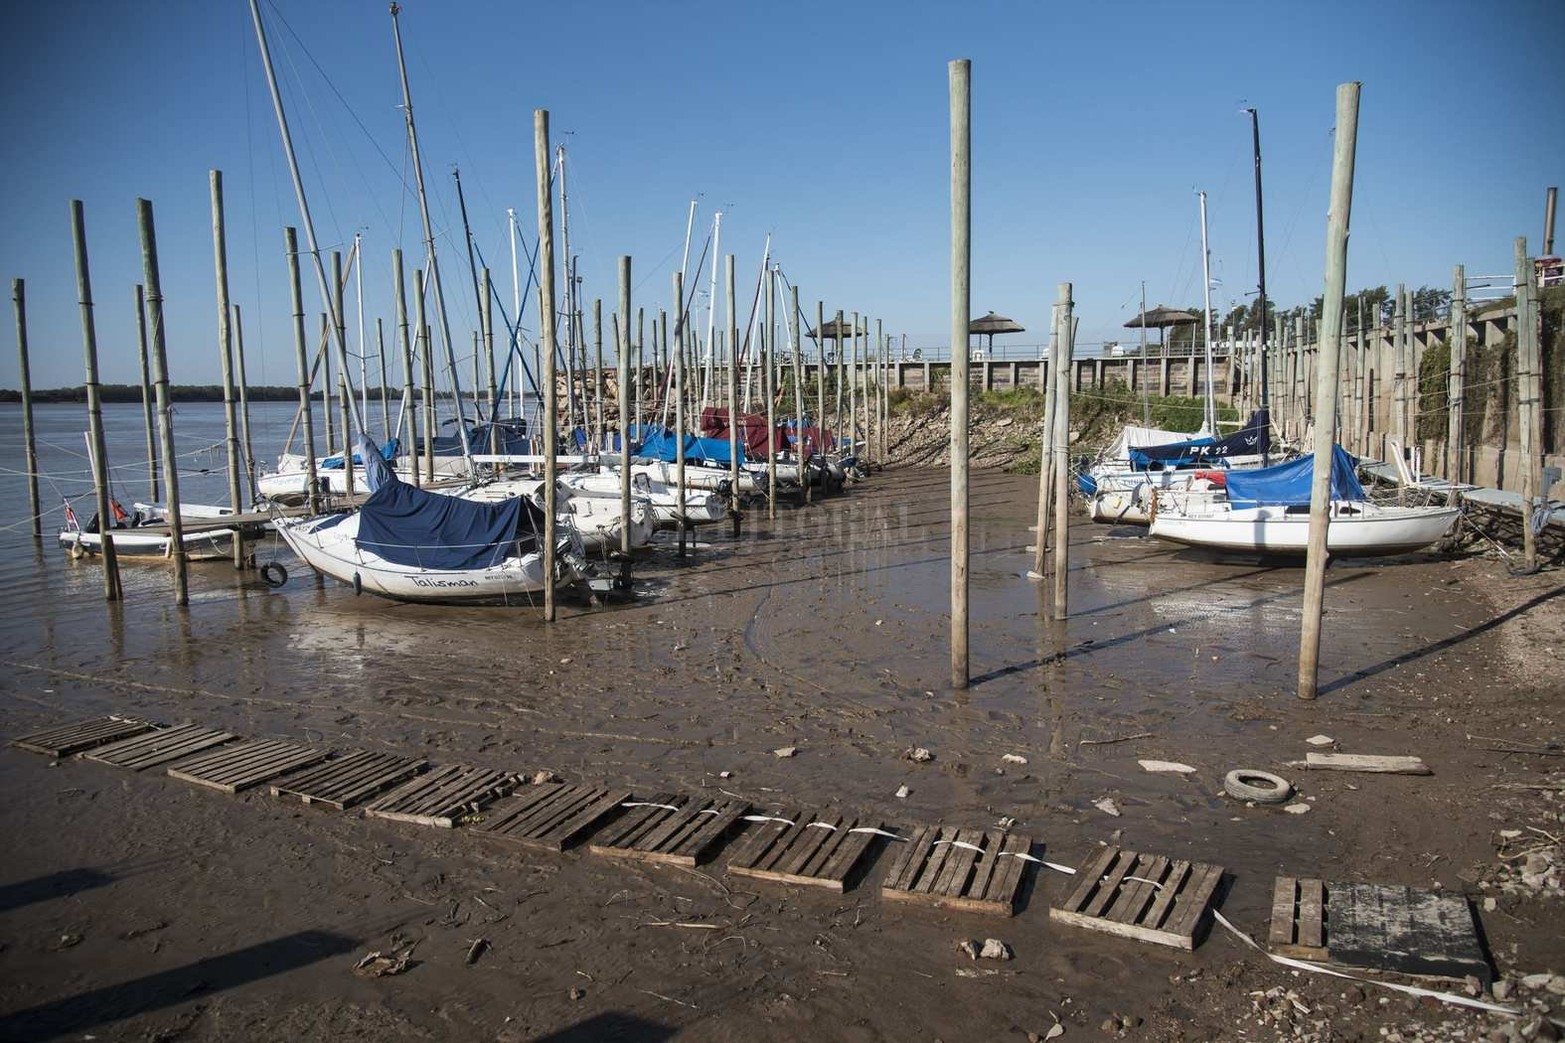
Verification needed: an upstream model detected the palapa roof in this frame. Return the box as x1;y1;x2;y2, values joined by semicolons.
806;317;858;340
968;311;1025;335
1123;305;1199;329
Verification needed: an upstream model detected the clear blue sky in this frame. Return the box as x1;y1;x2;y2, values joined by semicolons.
2;0;1560;390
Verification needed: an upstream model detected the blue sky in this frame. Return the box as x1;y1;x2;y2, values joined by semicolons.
2;0;1560;390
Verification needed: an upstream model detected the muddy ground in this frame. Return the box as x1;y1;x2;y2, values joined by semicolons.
0;467;1561;1043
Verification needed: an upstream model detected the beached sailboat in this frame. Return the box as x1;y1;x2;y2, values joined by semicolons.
59;500;238;562
1087;409;1274;524
1148;446;1460;556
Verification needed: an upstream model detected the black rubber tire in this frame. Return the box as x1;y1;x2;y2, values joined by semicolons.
1223;768;1293;804
259;562;288;588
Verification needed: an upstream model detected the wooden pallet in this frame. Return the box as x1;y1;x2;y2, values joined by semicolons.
363;764;520;828
726;808;887;893
472;784;633;851
11;717;152;757
1268;877;1490;982
585;793;750;867
880;826;1035;915
269;751;427;810
166;739;329;794
82;724;238;770
1049;847;1225;950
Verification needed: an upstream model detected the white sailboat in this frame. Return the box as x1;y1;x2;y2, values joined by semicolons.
1148;446;1459;557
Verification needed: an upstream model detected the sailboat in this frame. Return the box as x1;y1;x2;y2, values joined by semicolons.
1148;445;1459;556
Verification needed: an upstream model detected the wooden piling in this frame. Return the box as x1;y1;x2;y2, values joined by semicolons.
727;254;741;537
674;272;688;558
1298;81;1361;702
71;201;122;600
850;310;860;455
1447;266;1466;483
618;256;632;555
534;108;559;620
133;285;159;503
332;251;354;496
377;318;390;440
138;201;186;601
284;227;322;514
12;279;41;538
1052;285;1074;621
210;173;245;566
834;308;846;439
815;299;826;492
392;249;417;488
233;304;257;508
415;270;435;482
764;264;776;519
796;286;811;505
1391;282;1406;456
593;298;605;453
949;57;971;689
1515;238;1542;573
1028;307;1059;582
482;268;497;449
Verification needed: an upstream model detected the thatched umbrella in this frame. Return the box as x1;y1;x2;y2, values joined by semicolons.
1123;305;1198;356
806;317;856;341
968;311;1025;355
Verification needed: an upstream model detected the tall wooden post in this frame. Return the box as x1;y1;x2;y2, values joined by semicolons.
1392;282;1406;455
71;201;121;600
674;272;688;558
949;58;971;689
850;310;860;453
321;312;334;453
138;200;186;603
593;297;606;453
1447;266;1466;483
333;251;354;496
765;264;777;518
816;300;826;475
876;317;885;463
834;308;846;439
1298;81;1361;702
797;286;812;505
12;279;41;538
377;318;391;440
482;268;497;448
535;109;559;620
1028;306;1059;581
233;304;257;508
1516;238;1542;573
210;173;245;555
393;249;418;488
284;227;322;514
134;285;159;502
727;254;741;537
1052;286;1074;621
415;270;435;482
618;256;632;555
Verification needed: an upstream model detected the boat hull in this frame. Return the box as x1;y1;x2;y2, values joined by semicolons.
58;527;237;561
1149;503;1460;557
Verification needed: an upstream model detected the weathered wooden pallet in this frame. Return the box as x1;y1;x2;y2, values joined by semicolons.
1049;847;1225;950
880;826;1035;915
269;750;427;810
472;783;633;851
165;739;329;794
11;716;153;757
726;808;886;893
585;792;750;867
363;764;520;828
82;724;238;771
1268;877;1490;982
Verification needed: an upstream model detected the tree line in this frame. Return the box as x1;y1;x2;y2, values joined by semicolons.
0;384;417;404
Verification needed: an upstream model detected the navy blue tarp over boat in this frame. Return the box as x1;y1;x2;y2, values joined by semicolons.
1127;409;1270;469
1223;444;1366;508
351;436;544;569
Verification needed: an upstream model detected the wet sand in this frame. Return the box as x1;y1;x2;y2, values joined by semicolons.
1;467;1561;1042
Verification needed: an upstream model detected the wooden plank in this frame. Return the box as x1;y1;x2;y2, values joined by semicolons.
83;725;237;770
1326;881;1488;982
1082;848;1135;919
977;833;1033;911
1108;854;1169;926
1297;878;1326;949
933;829;986;898
269;751;426;810
1269;876;1299;949
812;822;881;885
364;765;518;828
12;717;152;757
881;828;1034;915
1304;752;1431;775
878;825;933;892
1057;845;1119;913
671;800;750;863
589;796;748;867
166;739;328;794
772;814;838;878
589;794;679;852
909;827;959;894
1163;862;1224;939
728;810;876;891
1140;860;1190;930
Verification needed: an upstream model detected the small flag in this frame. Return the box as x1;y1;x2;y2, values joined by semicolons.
63;501;79;532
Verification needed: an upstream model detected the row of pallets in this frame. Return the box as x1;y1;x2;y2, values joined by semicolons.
8;713;1493;977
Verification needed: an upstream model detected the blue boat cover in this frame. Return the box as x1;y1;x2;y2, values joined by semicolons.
356;435;394;494
321;439;399;470
432;421;529;456
634;428;740;466
1128;409;1271;469
354;440;544;570
1223;444;1366;508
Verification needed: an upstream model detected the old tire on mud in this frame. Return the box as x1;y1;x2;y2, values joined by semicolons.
259;562;288;588
1223;768;1292;804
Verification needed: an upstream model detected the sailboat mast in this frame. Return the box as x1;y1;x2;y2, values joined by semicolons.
508;207;520;418
1246;107;1270;463
1199;190;1216;434
390;3;472;464
247;0;363;438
